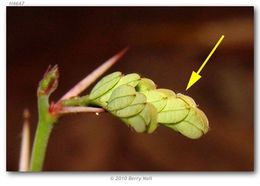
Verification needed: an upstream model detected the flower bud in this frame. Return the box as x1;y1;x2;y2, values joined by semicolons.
38;65;59;96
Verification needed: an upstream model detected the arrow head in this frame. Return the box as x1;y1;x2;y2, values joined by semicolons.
186;71;202;91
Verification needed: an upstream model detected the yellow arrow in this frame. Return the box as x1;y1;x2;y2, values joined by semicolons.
186;35;225;91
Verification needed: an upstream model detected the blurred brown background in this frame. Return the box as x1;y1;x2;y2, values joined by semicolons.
7;7;254;171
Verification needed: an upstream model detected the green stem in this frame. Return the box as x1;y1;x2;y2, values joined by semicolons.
30;95;56;171
62;95;92;106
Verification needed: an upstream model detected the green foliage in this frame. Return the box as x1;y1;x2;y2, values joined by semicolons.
107;85;158;133
31;67;210;171
88;72;209;139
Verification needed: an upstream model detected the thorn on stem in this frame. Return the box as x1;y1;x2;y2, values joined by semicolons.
59;47;129;101
58;106;105;114
19;108;30;172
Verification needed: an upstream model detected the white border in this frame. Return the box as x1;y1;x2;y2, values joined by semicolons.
1;0;258;6
1;1;258;186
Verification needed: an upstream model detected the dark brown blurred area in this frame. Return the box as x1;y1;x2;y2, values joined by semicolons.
7;7;254;171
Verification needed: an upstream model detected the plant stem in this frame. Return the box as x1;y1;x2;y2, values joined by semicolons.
62;95;91;106
28;48;127;171
30;95;56;171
